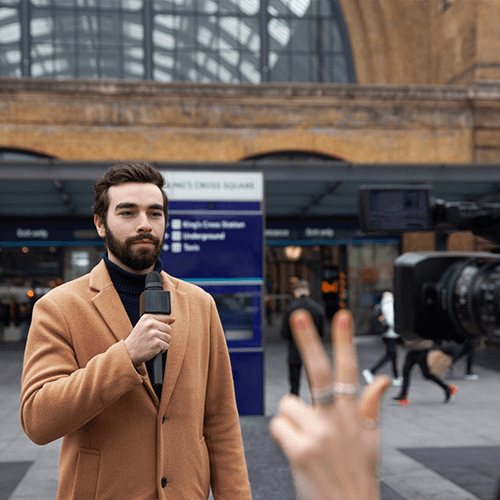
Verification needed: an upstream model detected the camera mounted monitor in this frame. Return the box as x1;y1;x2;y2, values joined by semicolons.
358;185;434;233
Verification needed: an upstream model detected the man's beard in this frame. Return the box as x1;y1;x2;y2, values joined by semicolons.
104;223;164;272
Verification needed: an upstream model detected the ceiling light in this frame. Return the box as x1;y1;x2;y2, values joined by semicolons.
284;245;302;261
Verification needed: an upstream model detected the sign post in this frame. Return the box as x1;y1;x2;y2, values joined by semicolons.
160;170;265;416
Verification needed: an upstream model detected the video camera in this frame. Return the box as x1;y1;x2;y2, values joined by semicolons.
358;185;500;344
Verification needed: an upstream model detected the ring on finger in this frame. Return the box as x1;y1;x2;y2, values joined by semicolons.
310;384;335;406
333;382;360;398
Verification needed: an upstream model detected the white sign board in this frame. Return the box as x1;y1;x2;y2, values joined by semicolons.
160;171;264;202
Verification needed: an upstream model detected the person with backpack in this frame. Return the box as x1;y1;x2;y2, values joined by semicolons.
362;291;403;387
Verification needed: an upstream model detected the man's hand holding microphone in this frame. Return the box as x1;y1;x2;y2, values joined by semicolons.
124;314;174;366
124;272;173;384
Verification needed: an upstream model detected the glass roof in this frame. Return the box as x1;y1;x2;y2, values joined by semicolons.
0;0;355;83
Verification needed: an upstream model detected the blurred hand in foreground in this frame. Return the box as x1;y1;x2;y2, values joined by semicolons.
270;309;391;500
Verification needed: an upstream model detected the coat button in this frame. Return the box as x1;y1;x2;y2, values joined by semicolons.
161;477;167;488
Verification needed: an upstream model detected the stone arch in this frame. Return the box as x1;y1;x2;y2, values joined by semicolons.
240;150;344;162
338;0;433;84
0;147;56;161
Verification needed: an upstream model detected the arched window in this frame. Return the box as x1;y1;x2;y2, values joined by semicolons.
0;0;355;83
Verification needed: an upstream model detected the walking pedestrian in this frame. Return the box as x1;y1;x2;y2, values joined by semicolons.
392;340;457;405
281;279;325;396
450;338;479;380
362;291;403;387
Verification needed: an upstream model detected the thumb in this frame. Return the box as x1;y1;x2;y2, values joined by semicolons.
358;375;391;421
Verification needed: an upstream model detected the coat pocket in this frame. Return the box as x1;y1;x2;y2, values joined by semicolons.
72;448;100;500
198;436;210;493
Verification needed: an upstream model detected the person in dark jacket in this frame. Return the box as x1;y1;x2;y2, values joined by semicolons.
281;279;325;396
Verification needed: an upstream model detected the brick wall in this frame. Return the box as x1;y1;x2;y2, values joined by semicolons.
0;79;477;163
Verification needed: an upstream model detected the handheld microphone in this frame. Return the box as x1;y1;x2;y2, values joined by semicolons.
140;271;171;385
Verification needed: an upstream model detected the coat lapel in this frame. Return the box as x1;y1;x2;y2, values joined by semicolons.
159;273;189;410
89;261;155;400
90;260;133;343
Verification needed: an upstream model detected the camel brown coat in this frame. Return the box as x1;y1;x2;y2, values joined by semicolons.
20;260;251;500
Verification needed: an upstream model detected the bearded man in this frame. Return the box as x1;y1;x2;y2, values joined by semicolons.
20;162;251;500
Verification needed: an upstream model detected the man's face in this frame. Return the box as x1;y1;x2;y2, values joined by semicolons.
94;182;166;274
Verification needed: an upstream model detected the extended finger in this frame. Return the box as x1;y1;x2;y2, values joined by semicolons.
358;375;391;422
290;309;331;395
332;309;358;386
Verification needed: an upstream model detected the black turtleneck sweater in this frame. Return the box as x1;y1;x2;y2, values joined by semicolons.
104;253;166;400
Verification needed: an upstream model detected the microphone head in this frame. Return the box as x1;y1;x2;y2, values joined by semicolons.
145;271;163;290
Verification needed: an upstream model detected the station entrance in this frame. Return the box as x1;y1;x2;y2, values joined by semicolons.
264;222;399;335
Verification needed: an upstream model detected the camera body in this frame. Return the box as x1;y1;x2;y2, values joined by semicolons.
394;251;500;343
358;185;500;343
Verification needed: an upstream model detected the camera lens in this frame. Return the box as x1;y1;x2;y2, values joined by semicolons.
439;259;500;341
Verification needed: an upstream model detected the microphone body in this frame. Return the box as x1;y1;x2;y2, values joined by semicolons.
140;271;171;385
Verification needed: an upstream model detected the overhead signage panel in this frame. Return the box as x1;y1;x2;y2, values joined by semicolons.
265;220;399;244
161;171;264;202
1;221;102;246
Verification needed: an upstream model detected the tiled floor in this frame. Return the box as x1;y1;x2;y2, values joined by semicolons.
2;328;500;500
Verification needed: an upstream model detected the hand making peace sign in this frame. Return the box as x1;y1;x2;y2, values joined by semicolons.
270;309;391;500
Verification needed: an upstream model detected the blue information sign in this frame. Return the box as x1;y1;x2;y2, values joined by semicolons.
161;210;263;281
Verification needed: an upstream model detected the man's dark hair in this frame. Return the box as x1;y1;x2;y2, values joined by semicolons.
93;162;168;223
